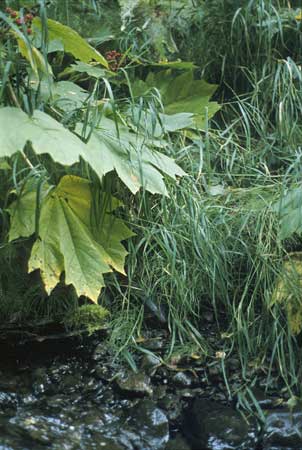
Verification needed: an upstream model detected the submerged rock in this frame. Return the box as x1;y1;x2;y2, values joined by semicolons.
116;372;153;397
184;398;258;450
262;408;302;449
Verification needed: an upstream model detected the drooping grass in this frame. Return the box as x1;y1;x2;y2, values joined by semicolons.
111;165;302;391
104;32;302;391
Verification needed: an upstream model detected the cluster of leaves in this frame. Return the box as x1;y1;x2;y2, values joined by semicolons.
0;3;220;314
193;0;302;86
118;0;204;61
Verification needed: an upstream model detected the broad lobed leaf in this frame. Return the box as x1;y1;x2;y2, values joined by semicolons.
132;70;221;131
0;107;185;196
8;176;134;302
78;117;186;195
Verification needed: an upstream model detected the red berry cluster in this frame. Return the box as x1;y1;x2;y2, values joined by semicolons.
5;7;34;35
105;50;123;72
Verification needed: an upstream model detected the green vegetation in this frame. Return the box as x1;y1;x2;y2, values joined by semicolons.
1;0;302;401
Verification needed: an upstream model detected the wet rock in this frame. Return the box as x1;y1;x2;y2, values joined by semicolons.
88;436;124;450
116;372;153;397
45;394;70;410
141;354;161;371
6;412;82;448
124;400;169;449
31;367;54;395
95;365;112;381
0;392;18;410
144;338;165;351
153;367;169;384
165;434;191;450
20;394;38;406
172;372;193;388
92;343;108;361
184;398;258;450
180;389;195;398
61;373;82;391
262;408;302;449
153;385;167;400
159;394;183;421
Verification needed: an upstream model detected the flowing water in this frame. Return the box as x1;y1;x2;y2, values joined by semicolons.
0;335;301;450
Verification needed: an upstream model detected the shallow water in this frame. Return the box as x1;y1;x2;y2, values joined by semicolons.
0;336;300;450
0;337;185;450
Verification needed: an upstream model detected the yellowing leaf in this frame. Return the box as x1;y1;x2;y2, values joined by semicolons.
271;253;302;335
33;18;108;68
18;38;53;76
295;10;302;21
8;176;134;302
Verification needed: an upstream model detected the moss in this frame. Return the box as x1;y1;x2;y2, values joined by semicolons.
64;304;109;335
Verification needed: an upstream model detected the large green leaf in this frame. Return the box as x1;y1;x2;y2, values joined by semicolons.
78;118;186;195
273;186;302;239
29;77;89;112
8;176;134;302
46;81;89;112
8;178;50;241
132;70;221;131
59;61;108;80
33;18;108;68
0;107;86;165
0;107;185;195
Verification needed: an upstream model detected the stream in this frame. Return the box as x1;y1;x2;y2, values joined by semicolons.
0;334;302;450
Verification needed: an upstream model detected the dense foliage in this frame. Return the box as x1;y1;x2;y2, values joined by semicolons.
1;0;302;400
0;1;219;326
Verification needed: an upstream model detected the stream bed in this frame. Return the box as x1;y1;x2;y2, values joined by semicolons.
0;334;301;450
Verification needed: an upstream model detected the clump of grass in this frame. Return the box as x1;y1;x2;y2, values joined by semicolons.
116;168;302;391
194;0;301;88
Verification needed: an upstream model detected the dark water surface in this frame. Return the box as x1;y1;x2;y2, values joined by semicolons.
0;336;183;450
0;335;301;450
